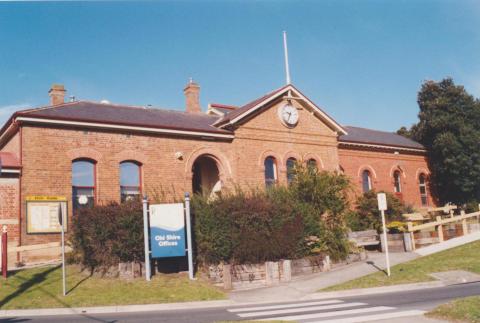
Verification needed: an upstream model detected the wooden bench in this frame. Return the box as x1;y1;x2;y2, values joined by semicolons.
348;230;380;247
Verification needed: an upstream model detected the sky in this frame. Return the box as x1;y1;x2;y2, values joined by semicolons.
1;0;480;131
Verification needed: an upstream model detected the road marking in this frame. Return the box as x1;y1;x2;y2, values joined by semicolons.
238;302;366;318
258;305;394;321
228;299;343;313
308;309;427;322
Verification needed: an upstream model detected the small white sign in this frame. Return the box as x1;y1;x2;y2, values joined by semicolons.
377;193;387;211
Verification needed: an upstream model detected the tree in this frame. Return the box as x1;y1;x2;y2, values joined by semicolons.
403;78;480;205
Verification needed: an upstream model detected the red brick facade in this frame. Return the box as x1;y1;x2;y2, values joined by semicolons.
338;146;433;207
0;83;434;261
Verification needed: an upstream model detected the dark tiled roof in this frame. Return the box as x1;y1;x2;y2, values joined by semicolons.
339;126;425;150
0;152;21;168
18;101;232;135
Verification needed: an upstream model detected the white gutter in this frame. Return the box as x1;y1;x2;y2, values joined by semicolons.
15;117;235;139
0;169;20;174
339;141;426;153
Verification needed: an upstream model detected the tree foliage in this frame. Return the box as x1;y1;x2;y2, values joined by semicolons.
346;190;412;232
400;78;480;205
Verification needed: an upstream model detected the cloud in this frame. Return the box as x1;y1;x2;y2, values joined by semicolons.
0;103;31;128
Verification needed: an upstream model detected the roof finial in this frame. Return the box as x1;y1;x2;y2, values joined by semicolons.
189;77;193;84
283;31;291;85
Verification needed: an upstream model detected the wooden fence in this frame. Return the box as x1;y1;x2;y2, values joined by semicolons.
406;205;480;250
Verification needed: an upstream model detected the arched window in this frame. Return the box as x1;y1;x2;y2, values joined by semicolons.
72;159;96;212
286;158;297;184
362;170;372;193
393;170;402;193
120;161;141;202
264;156;277;187
307;159;318;171
419;174;428;206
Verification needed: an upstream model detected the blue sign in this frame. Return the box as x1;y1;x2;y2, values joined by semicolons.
149;203;186;258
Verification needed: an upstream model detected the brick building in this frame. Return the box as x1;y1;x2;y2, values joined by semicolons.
0;82;433;262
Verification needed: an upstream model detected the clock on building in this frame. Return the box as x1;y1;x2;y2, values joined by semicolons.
278;103;299;127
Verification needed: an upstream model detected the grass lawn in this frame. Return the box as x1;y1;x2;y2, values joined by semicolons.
323;240;480;291
426;296;480;323
0;264;225;310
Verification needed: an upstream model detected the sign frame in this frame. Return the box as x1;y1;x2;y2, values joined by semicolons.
26;196;68;234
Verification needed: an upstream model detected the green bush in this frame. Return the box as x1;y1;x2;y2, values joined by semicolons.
194;163;352;265
71;200;144;269
347;190;413;232
193;189;305;265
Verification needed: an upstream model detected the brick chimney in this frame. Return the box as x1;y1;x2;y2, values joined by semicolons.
184;79;201;113
48;84;66;106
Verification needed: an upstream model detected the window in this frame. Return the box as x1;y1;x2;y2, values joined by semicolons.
120;161;141;202
419;174;428;206
393;170;402;193
307;159;318;171
286;158;296;184
264;156;277;187
361;170;372;193
72;159;96;213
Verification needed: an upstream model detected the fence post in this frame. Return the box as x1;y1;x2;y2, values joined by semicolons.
460;210;468;235
2;225;7;279
407;222;415;250
223;264;232;290
436;216;444;242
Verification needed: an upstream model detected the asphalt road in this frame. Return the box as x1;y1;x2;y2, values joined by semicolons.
2;281;480;323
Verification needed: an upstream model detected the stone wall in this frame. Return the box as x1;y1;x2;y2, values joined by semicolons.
206;255;338;290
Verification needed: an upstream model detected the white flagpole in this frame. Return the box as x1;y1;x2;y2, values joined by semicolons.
283;31;291;85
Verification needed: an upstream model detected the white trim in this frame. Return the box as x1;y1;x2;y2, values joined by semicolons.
220;85;347;135
15;117;235;139
206;105;226;117
339;141;426;153
0;169;20;174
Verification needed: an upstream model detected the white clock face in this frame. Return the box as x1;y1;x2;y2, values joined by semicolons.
279;104;299;127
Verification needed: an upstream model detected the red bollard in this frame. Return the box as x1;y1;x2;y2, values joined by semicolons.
2;225;7;279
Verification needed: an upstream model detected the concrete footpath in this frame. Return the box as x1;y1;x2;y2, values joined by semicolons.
229;251;418;303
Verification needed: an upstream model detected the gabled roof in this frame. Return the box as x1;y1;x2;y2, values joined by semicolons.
207;103;238;117
214;84;347;135
339;126;425;151
13;101;233;137
0;152;21;169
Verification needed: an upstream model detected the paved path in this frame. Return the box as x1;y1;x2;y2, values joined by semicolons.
229;251;418;303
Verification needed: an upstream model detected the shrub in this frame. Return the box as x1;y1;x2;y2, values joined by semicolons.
347;190;412;232
71;200;144;270
193;188;305;265
194;163;352;265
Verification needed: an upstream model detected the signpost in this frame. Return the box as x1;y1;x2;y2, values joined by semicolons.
142;196;151;281
58;205;66;296
377;192;391;277
142;194;194;281
184;193;194;280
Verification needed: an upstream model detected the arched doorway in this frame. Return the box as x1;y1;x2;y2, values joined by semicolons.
192;155;221;196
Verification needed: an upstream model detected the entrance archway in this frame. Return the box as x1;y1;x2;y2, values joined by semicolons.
192;155;221;196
